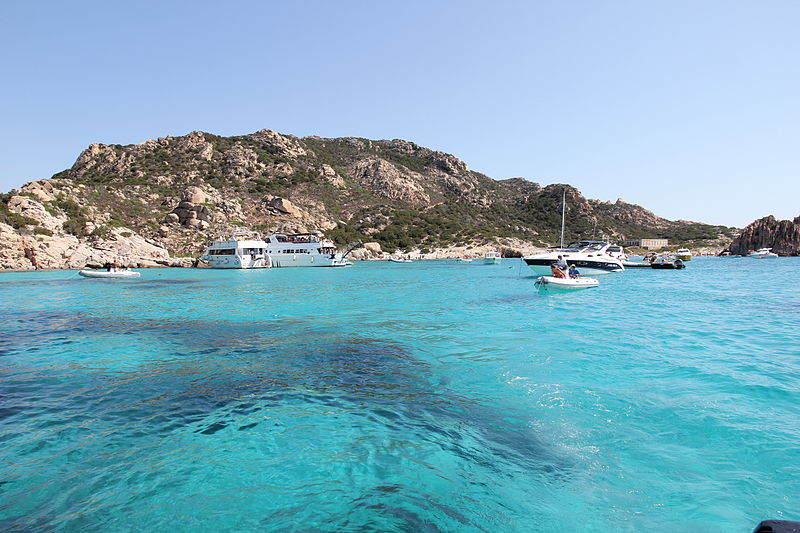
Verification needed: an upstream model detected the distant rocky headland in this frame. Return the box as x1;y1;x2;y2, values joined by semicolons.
1;129;744;270
723;215;800;256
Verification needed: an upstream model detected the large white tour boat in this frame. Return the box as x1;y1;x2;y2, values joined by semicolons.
522;240;626;276
200;231;272;269
264;232;352;267
202;231;352;269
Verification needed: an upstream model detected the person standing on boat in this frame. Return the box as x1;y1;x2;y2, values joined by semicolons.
556;255;568;275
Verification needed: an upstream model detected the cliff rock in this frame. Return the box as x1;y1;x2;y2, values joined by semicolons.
724;216;800;256
351;158;430;205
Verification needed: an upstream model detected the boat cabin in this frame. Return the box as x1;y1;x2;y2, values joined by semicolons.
266;232;337;255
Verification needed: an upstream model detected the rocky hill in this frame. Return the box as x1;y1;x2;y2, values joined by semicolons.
0;129;738;269
723;215;800;256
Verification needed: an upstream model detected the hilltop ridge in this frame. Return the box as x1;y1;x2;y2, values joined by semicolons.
0;129;737;269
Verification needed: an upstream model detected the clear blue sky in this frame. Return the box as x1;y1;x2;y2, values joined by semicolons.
1;0;798;227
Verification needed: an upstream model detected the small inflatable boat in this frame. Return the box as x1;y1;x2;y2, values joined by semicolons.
650;259;686;270
534;275;599;290
79;269;141;279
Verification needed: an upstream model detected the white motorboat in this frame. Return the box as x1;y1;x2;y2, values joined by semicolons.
748;248;778;259
676;248;693;261
201;231;272;269
483;251;502;264
457;257;473;263
263;232;352;267
521;190;624;275
389;258;413;263
523;241;625;276
79;269;141;279
534;275;599;291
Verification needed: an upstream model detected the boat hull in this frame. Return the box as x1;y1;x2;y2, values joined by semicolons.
523;258;623;276
534;276;599;290
79;270;140;278
202;255;270;269
651;262;686;269
269;253;351;267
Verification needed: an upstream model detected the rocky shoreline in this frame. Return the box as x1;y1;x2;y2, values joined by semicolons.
3;239;736;272
0;129;744;270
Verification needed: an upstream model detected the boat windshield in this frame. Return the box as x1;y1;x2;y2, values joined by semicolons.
562;241;609;252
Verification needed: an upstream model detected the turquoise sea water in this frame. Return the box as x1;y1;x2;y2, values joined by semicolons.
1;258;799;531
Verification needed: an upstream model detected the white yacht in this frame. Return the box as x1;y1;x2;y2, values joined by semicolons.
522;190;625;276
522;240;626;276
748;248;779;259
201;231;271;269
483;251;502;264
264;232;352;267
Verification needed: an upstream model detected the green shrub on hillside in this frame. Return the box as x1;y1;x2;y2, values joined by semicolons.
34;227;53;236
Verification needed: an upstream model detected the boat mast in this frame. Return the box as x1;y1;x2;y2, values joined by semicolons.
559;188;566;249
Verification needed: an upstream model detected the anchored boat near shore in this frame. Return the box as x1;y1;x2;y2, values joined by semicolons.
264;232;352;268
201;231;352;269
523;241;625;275
484;251;502;264
748;248;778;259
650;255;686;269
79;268;140;278
522;190;625;276
200;231;271;269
